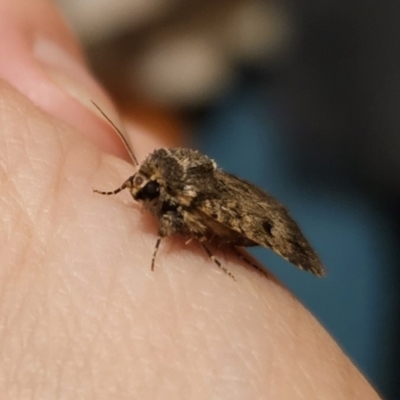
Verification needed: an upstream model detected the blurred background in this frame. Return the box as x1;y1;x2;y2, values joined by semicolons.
56;0;400;397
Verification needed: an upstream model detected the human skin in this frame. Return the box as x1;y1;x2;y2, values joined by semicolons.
0;1;380;399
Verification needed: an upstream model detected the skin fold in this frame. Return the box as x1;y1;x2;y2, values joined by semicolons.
0;1;380;399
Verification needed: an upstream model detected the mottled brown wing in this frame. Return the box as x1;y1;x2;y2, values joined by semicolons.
193;170;325;276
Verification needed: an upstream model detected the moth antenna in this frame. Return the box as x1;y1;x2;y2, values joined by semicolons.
91;100;139;166
93;176;134;196
93;187;126;196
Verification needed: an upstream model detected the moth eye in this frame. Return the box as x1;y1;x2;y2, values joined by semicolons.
136;180;160;201
134;175;144;186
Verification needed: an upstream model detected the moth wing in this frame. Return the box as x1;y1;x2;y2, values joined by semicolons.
194;170;325;276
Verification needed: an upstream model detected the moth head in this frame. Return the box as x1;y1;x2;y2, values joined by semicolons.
128;173;160;202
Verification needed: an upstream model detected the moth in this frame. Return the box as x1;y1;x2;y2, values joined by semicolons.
93;103;325;279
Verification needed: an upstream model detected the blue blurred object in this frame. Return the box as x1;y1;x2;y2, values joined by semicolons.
194;80;398;395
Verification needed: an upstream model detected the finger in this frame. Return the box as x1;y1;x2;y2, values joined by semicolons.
0;0;130;159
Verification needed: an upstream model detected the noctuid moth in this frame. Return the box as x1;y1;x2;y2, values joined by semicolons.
93;103;325;280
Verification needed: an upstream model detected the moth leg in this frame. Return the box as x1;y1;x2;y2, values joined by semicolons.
151;236;162;271
200;243;236;281
151;211;182;271
232;247;266;276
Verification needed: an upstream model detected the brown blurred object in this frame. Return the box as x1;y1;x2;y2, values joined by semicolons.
57;0;291;152
57;0;291;108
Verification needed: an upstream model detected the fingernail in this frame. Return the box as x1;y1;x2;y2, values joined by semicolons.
33;37;116;119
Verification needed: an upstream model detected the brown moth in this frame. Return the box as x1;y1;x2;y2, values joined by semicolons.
93;103;325;280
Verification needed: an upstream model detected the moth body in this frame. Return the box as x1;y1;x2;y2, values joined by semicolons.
95;147;325;277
